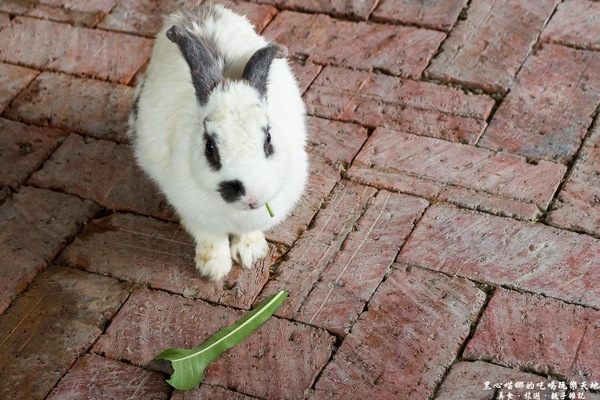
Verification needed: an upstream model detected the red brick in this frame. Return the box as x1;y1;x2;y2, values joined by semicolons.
0;13;8;29
43;0;117;14
479;44;600;164
172;385;258;400
435;361;566;400
252;0;376;19
293;191;428;336
28;134;173;219
0;187;99;314
265;12;444;78
94;289;333;399
0;118;65;190
256;180;377;317
223;0;277;32
0;266;130;400
5;72;133;141
0;63;38;112
59;213;285;309
372;0;468;31
23;0;119;27
0;0;117;25
47;353;169;400
547;112;600;236
289;58;322;95
0;17;151;84
267;118;366;246
399;205;600;309
439;187;552;222
348;128;566;220
313;266;486;399
219;0;278;32
99;0;277;37
305;66;495;144
99;0;196;36
464;289;599;381
129;59;148;88
542;0;600;51
26;5;102;28
306;116;368;173
0;1;29;14
574;320;600;384
426;0;560;93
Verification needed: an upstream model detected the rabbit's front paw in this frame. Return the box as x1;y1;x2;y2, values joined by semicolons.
195;241;232;281
230;231;269;268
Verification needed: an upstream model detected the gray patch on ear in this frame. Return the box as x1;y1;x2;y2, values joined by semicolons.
241;43;288;98
166;25;223;106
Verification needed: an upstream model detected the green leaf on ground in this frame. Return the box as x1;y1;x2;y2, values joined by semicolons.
154;290;288;390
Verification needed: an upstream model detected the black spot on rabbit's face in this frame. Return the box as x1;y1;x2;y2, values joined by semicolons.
203;131;221;171
218;179;245;203
263;126;274;158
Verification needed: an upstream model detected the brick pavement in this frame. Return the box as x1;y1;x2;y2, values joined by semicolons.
0;1;598;399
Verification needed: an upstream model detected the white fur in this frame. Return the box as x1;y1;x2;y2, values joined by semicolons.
131;4;307;280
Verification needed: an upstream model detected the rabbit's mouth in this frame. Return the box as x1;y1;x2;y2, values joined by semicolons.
217;179;271;212
221;195;266;212
237;199;267;212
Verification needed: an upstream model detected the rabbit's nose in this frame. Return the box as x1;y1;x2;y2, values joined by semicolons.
243;194;260;209
218;179;245;203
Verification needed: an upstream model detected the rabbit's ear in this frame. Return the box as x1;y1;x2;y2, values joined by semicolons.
166;25;222;105
241;43;288;98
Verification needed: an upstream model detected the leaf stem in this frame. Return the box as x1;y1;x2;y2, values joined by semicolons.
265;202;275;218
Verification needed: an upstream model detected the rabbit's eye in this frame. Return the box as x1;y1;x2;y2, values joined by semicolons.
205;140;214;154
263;127;273;158
203;132;221;171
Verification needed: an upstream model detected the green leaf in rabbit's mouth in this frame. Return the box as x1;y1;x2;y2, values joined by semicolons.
154;290;288;390
265;202;274;217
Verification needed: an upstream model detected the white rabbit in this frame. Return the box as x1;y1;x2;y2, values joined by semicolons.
129;3;308;281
